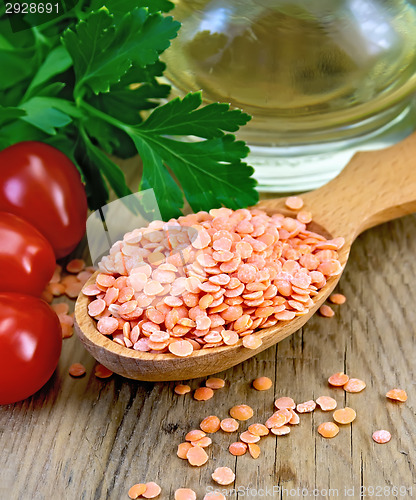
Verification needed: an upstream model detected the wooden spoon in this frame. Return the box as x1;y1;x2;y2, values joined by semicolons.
75;132;416;381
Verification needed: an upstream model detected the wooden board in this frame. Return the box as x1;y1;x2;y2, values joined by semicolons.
1;211;415;499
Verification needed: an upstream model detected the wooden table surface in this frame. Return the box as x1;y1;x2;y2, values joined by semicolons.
1;191;415;499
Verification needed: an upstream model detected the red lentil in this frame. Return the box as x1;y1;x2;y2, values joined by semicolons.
142;482;161;498
344;378;366;393
94;364;113;379
229;441;247;456
271;425;290;436
194;387;214;401
253;377;272;391
333;407;356;424
191;436;212;448
296;400;316;413
174;384;191;395
69;363;86;377
318;422;339;438
186;445;209;466
239;431;260;444
177;442;193;459
204;493;226;500
319;304;335;317
229;405;254;421
205;378;225;389
220;418;239;433
386;389;407;402
185;430;206;442
372;430;391;444
200;416;221;433
128;484;147;499
212;466;235;486
328;372;349;387
248;423;269;437
316;396;337;411
174;489;196;500
329;293;346;305
274;397;296;410
248;443;261;459
285;196;304;210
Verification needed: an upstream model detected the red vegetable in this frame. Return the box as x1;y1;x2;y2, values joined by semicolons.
0;293;62;405
0;141;88;258
0;212;55;296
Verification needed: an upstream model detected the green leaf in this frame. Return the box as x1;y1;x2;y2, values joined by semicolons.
87;82;170;124
139;92;251;138
135;137;184;218
123;93;258;219
26;45;72;96
0;106;26;127
62;8;179;95
0;50;37;91
19;96;72;134
115;60;167;88
82;131;133;199
136;0;175;13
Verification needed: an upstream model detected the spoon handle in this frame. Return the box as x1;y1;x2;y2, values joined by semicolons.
302;131;416;243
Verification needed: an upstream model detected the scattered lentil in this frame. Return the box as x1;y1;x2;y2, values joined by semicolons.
229;442;247;456
220;418;239;433
142;482;161;498
274;397;296;410
319;304;335;317
386;389;407;402
248;443;261;459
344;378;366;393
200;416;221;433
333;407;356;424
206;378;225;389
329;293;346;305
69;363;86;377
271;426;290;436
248;423;269;437
252;377;272;391
203;493;226;500
296;400;316;413
285;196;304;210
175;489;196;500
194;387;214;401
177;442;192;459
212;467;235;486
94;364;113;379
372;430;391;444
185;430;206;442
328;372;349;387
186;445;209;466
318;422;339;438
128;484;147;499
175;384;191;395
316;396;337;411
229;405;254;421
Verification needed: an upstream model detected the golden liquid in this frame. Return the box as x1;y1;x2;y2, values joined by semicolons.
164;0;416;145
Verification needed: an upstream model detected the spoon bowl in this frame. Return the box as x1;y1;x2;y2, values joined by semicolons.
75;132;416;381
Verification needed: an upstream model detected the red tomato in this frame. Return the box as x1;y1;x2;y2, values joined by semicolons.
0;293;62;405
0;212;56;296
0;141;88;258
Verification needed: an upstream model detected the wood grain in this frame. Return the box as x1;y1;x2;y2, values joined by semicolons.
1;214;415;499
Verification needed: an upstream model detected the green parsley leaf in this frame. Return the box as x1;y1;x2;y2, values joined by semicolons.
63;8;179;95
19;96;72;135
125;93;258;219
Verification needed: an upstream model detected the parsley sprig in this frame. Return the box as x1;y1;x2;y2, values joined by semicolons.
0;0;258;219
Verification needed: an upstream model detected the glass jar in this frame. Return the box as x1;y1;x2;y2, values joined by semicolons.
163;0;416;191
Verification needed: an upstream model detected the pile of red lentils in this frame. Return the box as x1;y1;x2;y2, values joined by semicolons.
83;201;344;356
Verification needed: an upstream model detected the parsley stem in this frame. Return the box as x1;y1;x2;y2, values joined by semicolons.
79;100;131;133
